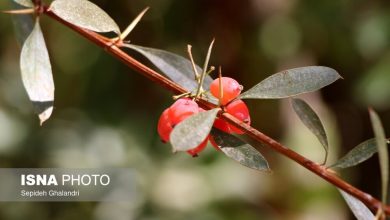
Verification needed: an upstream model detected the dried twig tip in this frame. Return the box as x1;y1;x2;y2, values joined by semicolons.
119;6;150;41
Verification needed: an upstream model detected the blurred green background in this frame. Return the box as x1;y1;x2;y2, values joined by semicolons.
0;0;389;219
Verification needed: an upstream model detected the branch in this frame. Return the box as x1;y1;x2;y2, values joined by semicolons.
42;6;389;215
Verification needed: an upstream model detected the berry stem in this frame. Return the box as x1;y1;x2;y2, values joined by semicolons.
205;66;215;75
173;92;191;100
41;5;390;215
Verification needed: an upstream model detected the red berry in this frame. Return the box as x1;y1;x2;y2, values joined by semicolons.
225;100;250;134
213;118;231;133
186;137;208;157
169;98;199;124
210;77;242;105
212;100;251;134
157;98;209;156
157;108;173;143
209;135;222;151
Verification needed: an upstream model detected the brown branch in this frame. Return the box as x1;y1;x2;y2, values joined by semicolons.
42;6;389;215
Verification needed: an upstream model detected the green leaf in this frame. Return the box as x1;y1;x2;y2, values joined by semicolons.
369;108;388;204
20;20;54;125
292;98;329;164
123;44;216;103
239;66;341;99
211;129;271;172
13;0;34;8
170;108;219;152
338;189;375;220
330;138;382;169
49;0;120;34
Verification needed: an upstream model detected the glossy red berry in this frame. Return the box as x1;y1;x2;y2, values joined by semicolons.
169;98;199;124
187;137;208;157
209;135;222;151
157;98;209;156
213;118;231;133
225;100;251;134
212;99;251;134
210;77;242;105
157;108;173;143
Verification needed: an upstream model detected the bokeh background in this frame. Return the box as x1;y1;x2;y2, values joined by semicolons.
0;0;389;219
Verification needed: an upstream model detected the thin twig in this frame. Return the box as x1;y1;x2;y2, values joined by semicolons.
41;5;389;215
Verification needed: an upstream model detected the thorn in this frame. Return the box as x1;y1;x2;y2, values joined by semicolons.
375;208;384;220
196;38;216;98
118;6;150;41
2;8;35;14
201;38;215;76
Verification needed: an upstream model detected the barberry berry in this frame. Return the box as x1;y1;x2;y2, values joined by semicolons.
168;98;199;124
186;137;208;157
212;99;250;134
157;108;173;143
209;135;222;151
225;99;250;134
157;98;209;156
213;118;231;133
210;77;242;105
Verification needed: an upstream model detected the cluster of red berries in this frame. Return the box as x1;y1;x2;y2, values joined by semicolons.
210;77;250;135
157;77;251;156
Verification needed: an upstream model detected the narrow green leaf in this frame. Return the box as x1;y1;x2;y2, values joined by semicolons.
211;129;271;172
239;66;341;99
20;20;54;125
13;0;34;8
369;109;388;204
49;0;120;34
170;108;219;152
338;189;375;220
292;98;329;164
123;44;216;102
330;138;381;169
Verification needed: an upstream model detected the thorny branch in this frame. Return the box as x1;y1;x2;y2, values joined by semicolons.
39;5;389;216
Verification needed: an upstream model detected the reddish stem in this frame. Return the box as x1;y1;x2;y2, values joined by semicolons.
42;6;389;215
